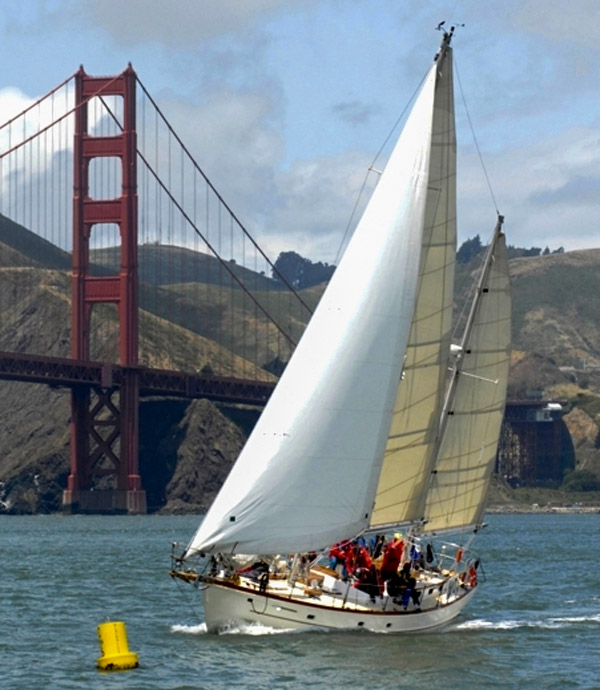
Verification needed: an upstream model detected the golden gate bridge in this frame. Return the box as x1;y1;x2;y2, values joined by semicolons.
0;65;572;515
0;65;313;514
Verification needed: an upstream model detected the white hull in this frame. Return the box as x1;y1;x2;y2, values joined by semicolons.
201;574;476;634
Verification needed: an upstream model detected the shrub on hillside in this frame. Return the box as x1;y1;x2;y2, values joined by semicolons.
561;469;600;492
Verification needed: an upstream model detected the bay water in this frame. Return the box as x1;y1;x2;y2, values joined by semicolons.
1;513;599;689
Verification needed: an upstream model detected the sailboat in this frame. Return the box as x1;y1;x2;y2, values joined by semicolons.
170;27;511;634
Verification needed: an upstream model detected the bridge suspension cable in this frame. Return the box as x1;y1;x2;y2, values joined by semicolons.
97;83;306;349
135;76;313;317
0;65;312;380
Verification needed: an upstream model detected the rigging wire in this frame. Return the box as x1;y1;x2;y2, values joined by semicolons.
172;574;206;628
454;54;500;215
337;36;502;272
451;51;505;342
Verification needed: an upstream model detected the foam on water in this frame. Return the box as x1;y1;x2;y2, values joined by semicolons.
219;621;299;636
171;620;300;636
171;622;207;635
456;612;600;631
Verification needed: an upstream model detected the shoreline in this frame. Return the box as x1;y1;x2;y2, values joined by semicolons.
487;504;600;514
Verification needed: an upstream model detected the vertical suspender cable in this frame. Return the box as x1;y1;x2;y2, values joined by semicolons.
180;140;185;360
193;167;199;366
205;182;210;362
242;232;246;378
217;203;222;367
230;215;234;375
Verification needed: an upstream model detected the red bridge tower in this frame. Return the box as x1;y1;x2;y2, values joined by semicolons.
63;66;146;514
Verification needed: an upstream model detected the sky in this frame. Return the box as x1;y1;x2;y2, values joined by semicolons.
1;0;599;264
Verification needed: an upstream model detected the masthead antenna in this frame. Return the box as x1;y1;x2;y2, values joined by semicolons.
434;21;464;60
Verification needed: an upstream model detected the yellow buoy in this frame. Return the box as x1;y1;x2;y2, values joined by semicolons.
97;621;139;671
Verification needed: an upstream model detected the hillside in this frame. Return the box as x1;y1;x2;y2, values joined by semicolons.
0;214;71;269
1;211;600;512
510;249;600;369
91;243;280;290
0;263;274;513
457;248;600;481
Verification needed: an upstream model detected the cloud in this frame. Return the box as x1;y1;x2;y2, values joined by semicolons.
148;85;284;222
159;87;376;264
2;0;600;266
81;0;297;45
534;174;599;207
457;125;600;252
514;0;600;50
0;87;32;124
261;150;376;263
331;100;380;127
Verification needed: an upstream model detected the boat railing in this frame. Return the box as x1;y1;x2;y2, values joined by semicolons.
168;538;484;607
411;537;484;586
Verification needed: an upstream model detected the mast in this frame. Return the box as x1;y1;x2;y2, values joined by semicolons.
411;26;459;530
370;28;457;530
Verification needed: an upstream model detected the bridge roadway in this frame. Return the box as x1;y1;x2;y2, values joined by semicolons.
0;351;549;419
0;351;276;405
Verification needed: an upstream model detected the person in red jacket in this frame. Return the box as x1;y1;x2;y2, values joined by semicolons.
380;533;404;581
355;562;383;602
345;540;373;578
328;542;347;572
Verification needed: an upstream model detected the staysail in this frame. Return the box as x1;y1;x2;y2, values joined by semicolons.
370;42;456;529
422;228;511;533
184;48;448;558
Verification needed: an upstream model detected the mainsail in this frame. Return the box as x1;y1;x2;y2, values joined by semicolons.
184;45;450;558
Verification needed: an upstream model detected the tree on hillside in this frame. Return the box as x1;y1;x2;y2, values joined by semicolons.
263;356;287;376
272;251;304;288
562;469;600;492
456;235;482;264
507;245;542;259
272;251;336;289
458;236;555;263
